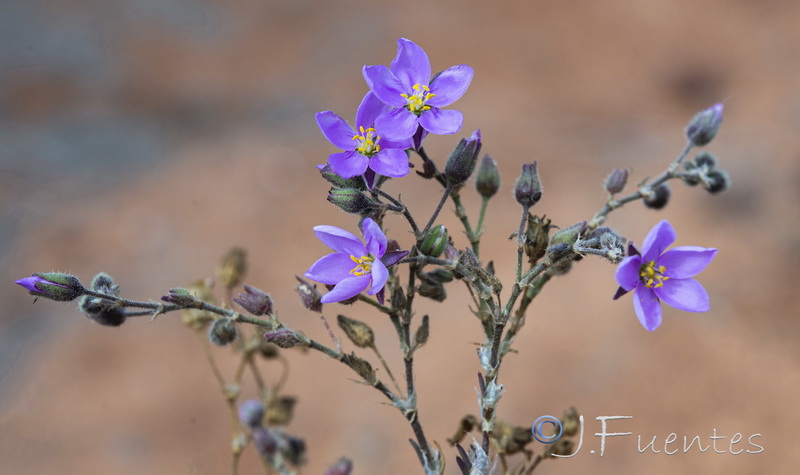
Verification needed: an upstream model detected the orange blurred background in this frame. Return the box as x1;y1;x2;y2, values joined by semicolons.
2;0;798;473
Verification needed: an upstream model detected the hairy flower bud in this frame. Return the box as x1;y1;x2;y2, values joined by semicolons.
444;129;481;186
643;183;671;209
475;154;500;198
295;276;323;312
419;225;448;257
604;168;629;195
320;164;366;189
686;103;723;146
217;247;247;290
238;399;265;429
263;328;304;349
514;161;542;208
337;314;375;348
233;284;273;316
414;315;430;348
704;169;731;194
693;151;717;169
161;288;197;306
16;272;85;302
327;188;377;214
549;221;587;247
209;318;238;346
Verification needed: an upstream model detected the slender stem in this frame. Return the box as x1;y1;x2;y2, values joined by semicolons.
450;189;481;256
422;183;453;235
516;207;529;282
357;294;396;316
372;188;421;236
474;196;490;256
372;345;402;394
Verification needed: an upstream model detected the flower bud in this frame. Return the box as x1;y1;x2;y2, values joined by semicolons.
704;169;730;194
238;399;265;429
337;314;375;348
419;225;448;257
514;161;542;208
414;315;430;348
90;272;118;294
324;457;353;475
327;188;377;214
391;287;406;310
208;318;238;346
161;288;197;306
475;155;500;198
295;276;323;312
643;183;670;209
320;165;365;189
418;280;446;301
603;168;628;195
232;284;273;316
686;103;723;146
444;130;481;186
79;294;127;326
549;221;587;247
16;272;85;302
217;247;247;290
693;151;717;169
263;328;304;349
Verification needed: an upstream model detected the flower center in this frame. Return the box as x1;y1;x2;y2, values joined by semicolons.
350;254;375;276
639;260;669;288
353;126;381;156
400;83;435;115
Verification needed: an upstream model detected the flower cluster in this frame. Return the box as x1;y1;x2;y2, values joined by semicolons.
317;38;473;189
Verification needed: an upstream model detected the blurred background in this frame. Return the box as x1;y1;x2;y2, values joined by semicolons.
1;0;798;473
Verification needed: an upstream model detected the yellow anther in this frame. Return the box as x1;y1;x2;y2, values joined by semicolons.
639;260;669;289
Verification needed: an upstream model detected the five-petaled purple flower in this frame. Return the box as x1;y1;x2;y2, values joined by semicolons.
305;218;408;304
614;220;718;331
363;38;473;140
317;92;412;189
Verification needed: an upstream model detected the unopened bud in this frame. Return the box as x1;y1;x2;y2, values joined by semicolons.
704;169;730;194
693;151;717;169
419;225;448;257
218;247;247;290
320;165;365;189
414;315;430;348
209;318;238;346
232;284;273;316
337;314;375;348
549;221;587;247
327;188;377;214
16;272;85;302
514;161;542;208
161;288;197;306
295;276;323;312
444;130;482;186
686;103;724;146
604;168;629;195
475;154;500;198
643;183;670;209
238;399;265;429
263;328;303;349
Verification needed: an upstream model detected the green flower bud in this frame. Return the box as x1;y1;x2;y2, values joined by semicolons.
420;225;448;257
161;287;197;306
549;221;587;247
327;188;377;214
16;272;85;302
475;155;500;198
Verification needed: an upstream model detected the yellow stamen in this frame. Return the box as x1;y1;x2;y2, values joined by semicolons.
350;254;375;276
639;260;670;288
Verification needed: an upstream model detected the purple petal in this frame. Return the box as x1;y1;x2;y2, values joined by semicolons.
304;253;356;285
612;286;630;300
362;218;387;257
328;150;369;179
380;250;409;268
355;91;390;129
412;127;428;150
641;220;676;262
313;225;366;257
363;168;377;190
379;134;413;150
320;275;371;303
362;65;407;107
660;246;718;279
654;278;710;312
368;259;388;295
633;286;662;331
369;149;409;178
316;111;356;150
390;38;431;89
428;65;473;107
418;107;463;135
16;276;41;293
615;255;642;291
375;108;419;140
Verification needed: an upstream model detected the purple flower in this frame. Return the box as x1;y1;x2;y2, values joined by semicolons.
316;92;412;189
304;218;408;304
614;220;717;331
363;38;473;140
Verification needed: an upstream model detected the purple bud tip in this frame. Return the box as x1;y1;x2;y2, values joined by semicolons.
710;103;724;120
16;276;44;292
469;129;481;143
